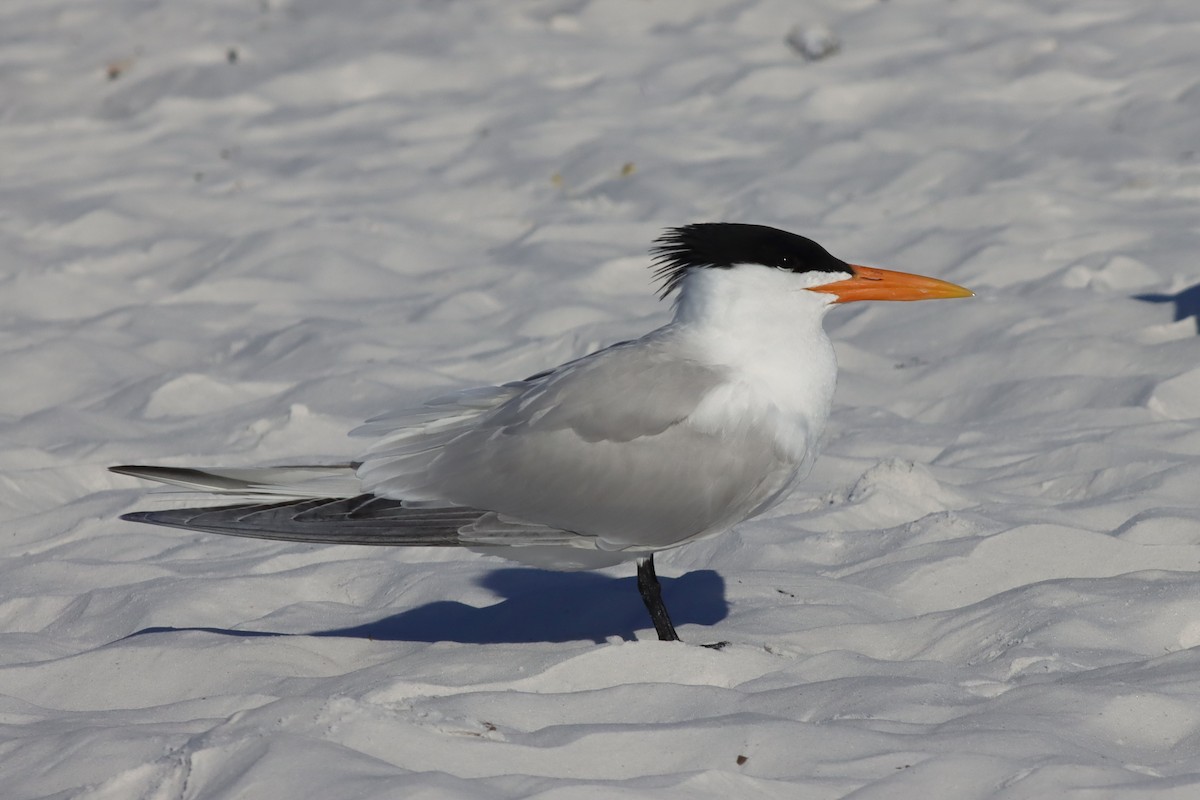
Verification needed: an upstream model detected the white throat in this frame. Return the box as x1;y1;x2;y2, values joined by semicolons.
671;264;840;370
664;264;844;464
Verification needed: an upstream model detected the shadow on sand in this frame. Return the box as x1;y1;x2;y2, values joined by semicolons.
123;567;727;645
1136;284;1200;331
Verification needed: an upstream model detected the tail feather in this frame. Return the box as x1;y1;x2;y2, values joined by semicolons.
110;464;360;499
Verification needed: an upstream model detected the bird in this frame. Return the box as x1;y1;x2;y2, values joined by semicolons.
111;223;972;643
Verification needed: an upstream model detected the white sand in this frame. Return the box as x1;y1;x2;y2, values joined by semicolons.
4;1;1200;797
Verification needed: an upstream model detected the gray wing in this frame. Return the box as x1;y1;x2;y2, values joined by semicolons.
110;460;599;539
357;336;806;550
119;493;593;550
121;495;480;545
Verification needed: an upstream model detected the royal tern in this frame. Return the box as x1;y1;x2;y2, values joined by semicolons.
112;223;972;643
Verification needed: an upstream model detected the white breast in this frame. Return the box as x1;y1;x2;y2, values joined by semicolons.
668;264;841;468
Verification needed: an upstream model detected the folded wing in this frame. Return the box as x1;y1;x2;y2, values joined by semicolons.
357;336;801;550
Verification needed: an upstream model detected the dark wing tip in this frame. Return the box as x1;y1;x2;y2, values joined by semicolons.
120;509;193;528
110;464;189;481
110;465;145;477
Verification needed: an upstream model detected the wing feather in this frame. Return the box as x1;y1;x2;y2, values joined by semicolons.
357;337;805;550
121;494;591;549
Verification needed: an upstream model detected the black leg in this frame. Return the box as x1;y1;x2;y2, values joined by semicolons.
637;554;680;642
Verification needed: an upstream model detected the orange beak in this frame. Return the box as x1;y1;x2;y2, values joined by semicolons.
808;265;974;304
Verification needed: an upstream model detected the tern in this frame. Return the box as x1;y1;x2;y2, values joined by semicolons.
112;223;972;643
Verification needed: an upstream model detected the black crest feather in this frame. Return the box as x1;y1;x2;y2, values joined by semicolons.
651;223;849;297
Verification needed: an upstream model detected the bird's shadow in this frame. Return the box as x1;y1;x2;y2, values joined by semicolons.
123;568;727;645
1135;284;1200;332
